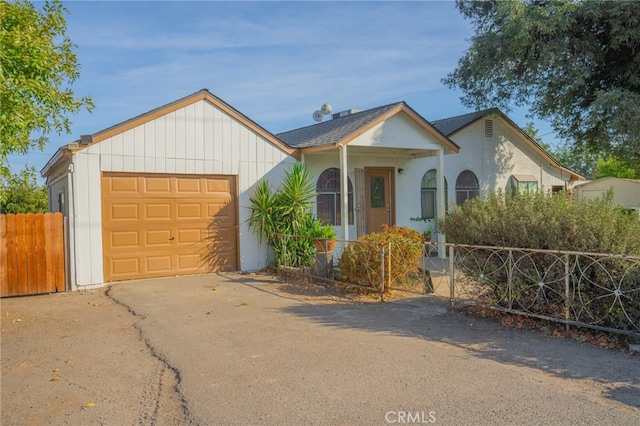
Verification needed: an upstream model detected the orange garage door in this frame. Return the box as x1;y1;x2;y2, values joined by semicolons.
101;172;238;282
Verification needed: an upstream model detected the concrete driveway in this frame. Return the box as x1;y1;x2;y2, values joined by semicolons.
2;272;639;425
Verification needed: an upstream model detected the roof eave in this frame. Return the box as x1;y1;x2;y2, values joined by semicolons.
72;89;300;161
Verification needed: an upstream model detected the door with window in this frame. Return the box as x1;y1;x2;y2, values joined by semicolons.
364;167;394;233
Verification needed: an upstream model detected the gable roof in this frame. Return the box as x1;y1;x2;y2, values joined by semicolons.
42;89;299;176
433;108;584;181
431;108;499;137
277;102;459;153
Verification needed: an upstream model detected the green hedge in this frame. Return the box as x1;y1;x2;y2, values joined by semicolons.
439;191;640;255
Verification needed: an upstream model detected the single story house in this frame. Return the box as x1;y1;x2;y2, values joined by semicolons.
573;177;640;210
42;90;581;290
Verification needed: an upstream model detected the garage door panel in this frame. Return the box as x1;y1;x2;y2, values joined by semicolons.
108;176;138;193
206;179;230;192
177;203;202;219
144;177;171;193
111;231;139;249
177;228;203;244
145;230;172;246
145;203;172;220
110;204;139;220
177;254;200;270
102;173;238;282
207;202;234;217
146;256;173;273
110;258;140;276
176;178;201;193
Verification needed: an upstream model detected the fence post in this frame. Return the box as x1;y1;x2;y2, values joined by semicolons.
380;245;386;302
449;244;455;307
283;234;288;270
388;242;392;292
507;249;513;310
565;254;570;334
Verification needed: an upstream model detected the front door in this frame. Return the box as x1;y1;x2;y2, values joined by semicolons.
364;167;394;233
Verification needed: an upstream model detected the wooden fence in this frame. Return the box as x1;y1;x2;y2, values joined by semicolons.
1;213;66;297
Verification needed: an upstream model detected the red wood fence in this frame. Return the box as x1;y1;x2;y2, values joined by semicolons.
0;213;66;297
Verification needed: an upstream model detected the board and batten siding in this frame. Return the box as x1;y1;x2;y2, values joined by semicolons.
69;98;293;288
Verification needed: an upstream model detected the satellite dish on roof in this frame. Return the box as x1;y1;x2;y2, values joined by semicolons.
313;110;324;122
320;103;332;115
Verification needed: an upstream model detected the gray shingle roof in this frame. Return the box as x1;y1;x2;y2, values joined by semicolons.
277;102;404;148
431;108;498;136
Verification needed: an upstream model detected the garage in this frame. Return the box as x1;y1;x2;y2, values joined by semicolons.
101;172;238;282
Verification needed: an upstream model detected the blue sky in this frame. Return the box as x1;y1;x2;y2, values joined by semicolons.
11;0;558;177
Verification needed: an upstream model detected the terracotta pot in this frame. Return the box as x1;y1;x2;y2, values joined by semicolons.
313;239;337;252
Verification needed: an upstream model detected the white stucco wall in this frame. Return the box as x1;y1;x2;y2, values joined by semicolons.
63;98;293;288
574;178;640;208
417;113;574;208
303;112;451;239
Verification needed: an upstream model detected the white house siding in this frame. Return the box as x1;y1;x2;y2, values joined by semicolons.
304;114;450;238
68;98;293;288
350;113;445;151
417;114;571;208
574;178;640;208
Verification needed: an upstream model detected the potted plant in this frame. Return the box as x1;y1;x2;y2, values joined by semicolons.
307;218;338;252
423;228;432;243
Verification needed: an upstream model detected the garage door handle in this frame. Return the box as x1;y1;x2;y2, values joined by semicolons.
169;236;175;241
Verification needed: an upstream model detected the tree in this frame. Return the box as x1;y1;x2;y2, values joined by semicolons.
0;166;48;213
521;121;598;178
0;0;93;176
444;0;640;168
593;156;638;180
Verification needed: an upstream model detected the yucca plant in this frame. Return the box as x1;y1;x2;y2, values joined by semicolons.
248;163;318;267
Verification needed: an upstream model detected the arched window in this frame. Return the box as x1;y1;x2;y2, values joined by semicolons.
421;169;448;219
455;170;479;205
316;168;353;226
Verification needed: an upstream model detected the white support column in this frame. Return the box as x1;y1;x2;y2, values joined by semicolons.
436;148;446;257
339;145;349;242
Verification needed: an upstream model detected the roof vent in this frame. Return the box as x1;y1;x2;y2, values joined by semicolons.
484;119;493;138
80;134;93;145
332;109;362;120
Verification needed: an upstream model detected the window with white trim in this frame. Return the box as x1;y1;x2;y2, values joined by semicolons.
509;175;539;195
421;169;448;219
316;168;353;226
455;170;479;205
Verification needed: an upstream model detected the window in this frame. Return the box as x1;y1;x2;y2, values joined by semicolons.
316;168;353;226
421;169;448;219
509;175;538;195
57;190;66;216
455;170;479;205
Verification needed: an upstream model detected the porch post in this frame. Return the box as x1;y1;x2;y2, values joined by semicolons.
436;148;446;257
339;145;349;242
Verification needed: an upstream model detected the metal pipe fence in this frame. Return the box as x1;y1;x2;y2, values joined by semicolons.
439;243;640;337
270;234;640;337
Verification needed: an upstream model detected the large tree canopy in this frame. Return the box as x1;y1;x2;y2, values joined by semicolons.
444;0;640;165
0;0;93;176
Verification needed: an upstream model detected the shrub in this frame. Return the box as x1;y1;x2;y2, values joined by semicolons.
248;163;317;267
338;225;424;292
438;190;640;254
438;191;640;332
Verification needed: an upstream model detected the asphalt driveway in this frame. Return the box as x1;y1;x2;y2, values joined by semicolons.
2;272;639;425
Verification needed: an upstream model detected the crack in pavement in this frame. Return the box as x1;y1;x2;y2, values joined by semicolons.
105;287;195;425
